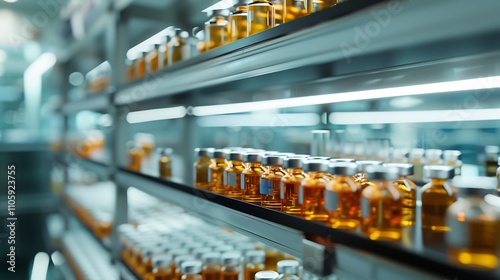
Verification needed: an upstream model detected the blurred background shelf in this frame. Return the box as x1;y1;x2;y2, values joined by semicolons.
62;92;112;115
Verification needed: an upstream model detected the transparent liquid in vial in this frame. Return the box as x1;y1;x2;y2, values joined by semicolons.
247;1;275;36
300;172;329;222
261;165;286;210
229;7;248;42
281;168;305;215
242;163;265;204
205;15;229;50
326;176;361;231
194;155;211;190
208;158;228;194
394;176;417;226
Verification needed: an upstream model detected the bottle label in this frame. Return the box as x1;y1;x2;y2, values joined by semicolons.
361;197;371;218
445;216;469;247
227;172;236;187
248;10;253;22
324;190;339;212
223;171;227;185
208;168;212;183
299;186;304;204
240;174;245;190
280;181;285;199
260;178;273;195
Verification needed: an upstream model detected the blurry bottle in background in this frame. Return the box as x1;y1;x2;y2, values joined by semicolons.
485;146;500;176
409;148;425;183
443;150;462;176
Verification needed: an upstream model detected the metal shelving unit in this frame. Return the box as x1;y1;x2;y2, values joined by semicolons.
62;92;112;115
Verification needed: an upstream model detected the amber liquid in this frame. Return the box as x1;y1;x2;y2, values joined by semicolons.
261;166;286;210
244;264;264;280
229;8;248;42
169;37;184;65
128;148;143;172
194;156;211;189
220;270;240;280
146;49;159;73
135;56;147;79
361;181;402;241
282;0;302;23
160;43;169;69
205;16;228;50
300;173;329;222
421;179;457;245
281;168;306;215
143;259;154;277
159;156;172;178
314;0;338;11
209;159;228;194
326;176;361;231
142;143;154;157
248;2;275;36
149;267;173;280
272;1;283;25
448;220;500;269
127;62;135;81
264;249;285;271
485;159;498;176
242;163;265;204
224;161;245;199
394;177;416;226
202;267;220;280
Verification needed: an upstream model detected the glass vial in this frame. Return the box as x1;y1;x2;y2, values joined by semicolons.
158;148;173;179
300;159;330;222
169;28;187;65
201;253;221;280
160;35;171;69
229;0;250;42
446;176;499;270
127;141;143;172
409;148;425;182
354;160;382;192
194;148;214;189
255;271;279;280
175;255;197;280
425;149;443;165
485;146;500;176
224;151;245;199
245;250;265;280
443;150;462;176
311;130;330;157
205;9;230;51
276;260;300;280
180;261;202;280
242;153;266;205
261;155;287;210
208;149;229;193
281;157;307;215
151;255;174;280
282;0;302;23
220;252;242;280
361;166;402;241
390;148;409;163
247;0;275;36
135;51;147;79
146;44;160;74
126;58;135;81
421;165;457;245
384;163;417;227
325;162;360;231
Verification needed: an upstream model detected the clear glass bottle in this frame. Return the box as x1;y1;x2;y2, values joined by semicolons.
255;271;279;280
194;148;214;189
135;51;147;79
425;149;443;165
281;157;307;215
247;0;275;36
158;148;173;179
300;159;330;222
261;155;287;210
127;141;143;172
224;151;245;199
229;0;250;42
180;261;203;280
220;251;242;280
201;252;221;280
485;146;500;177
354;160;382;192
245;250;266;280
150;255;174;280
325;162;360;231
160;35;171;69
146;44;160;74
242;153;266;205
361;166;402;241
443;150;462;176
409;148;425;182
175;255;196;280
445;176;499;270
205;9;230;51
421;165;457;245
276;260;300;280
384;163;417;227
208;149;229;193
168;28;187;65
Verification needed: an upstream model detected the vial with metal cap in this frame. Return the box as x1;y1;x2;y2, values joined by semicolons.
260;155;287;210
421;165;457;244
445;176;499;270
201;252;221;280
361;165;402;241
194;148;214;189
224;151;245;199
443;150;462;176
245;250;266;280
221;251;242;280
242;153;266;205
181;260;202;280
158;147;173;179
409;148;425;182
159;33;171;68
229;0;251;42
384;163;417;227
182;28;202;60
135;51;147;79
205;9;230;50
208;149;229;194
151;255;174;280
247;0;275;36
280;157;307;215
255;271;279;280
325;162;360;231
354;160;382;191
277;260;300;280
425;149;443;165
175;255;197;280
299;159;330;221
127;140;144;172
146;43;161;74
168;28;188;65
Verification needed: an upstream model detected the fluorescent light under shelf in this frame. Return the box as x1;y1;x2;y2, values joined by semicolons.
126;106;187;124
196;113;320;127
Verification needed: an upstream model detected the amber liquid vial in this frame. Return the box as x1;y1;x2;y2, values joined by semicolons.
127;141;143;172
261;155;287;210
180;261;203;280
229;1;249;42
325;162;361;231
201;253;221;280
158;148;173;178
126;58;135;81
208;149;228;193
421;165;457;245
244;250;265;280
281;157;307;215
146;44;160;74
300;160;330;222
220;252;241;280
384;163;417;227
247;0;275;36
168;29;186;65
276;260;300;280
135;52;147;79
205;9;229;50
224;151;245;199
194;148;214;190
361;166;402;241
242;153;265;205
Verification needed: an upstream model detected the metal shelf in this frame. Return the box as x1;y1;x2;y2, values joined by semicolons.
62;93;111;115
115;168;499;280
114;0;500;106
